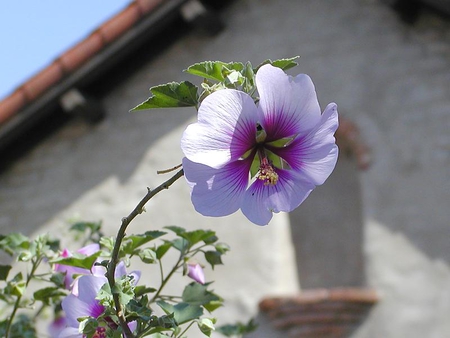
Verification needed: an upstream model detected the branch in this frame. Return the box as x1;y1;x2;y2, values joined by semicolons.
106;168;184;338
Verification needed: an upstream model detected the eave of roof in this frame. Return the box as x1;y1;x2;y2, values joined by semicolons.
0;0;188;151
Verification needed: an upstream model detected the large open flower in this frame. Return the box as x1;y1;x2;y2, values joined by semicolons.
181;64;338;225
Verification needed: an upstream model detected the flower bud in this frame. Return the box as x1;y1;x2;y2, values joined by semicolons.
187;263;205;284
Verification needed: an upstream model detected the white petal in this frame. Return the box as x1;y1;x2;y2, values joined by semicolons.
181;89;260;169
182;157;249;216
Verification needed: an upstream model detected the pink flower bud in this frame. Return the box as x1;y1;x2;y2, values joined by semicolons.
187;263;205;284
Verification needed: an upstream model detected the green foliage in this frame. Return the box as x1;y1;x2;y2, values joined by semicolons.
50;251;102;269
185;61;245;82
131;56;300;112
216;318;258;337
158;300;203;325
131;81;198;110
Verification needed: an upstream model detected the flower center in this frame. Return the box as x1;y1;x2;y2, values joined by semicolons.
257;156;278;186
89;327;107;338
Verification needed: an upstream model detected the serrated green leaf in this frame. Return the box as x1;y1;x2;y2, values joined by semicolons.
185;61;244;82
131;81;198;110
255;56;299;72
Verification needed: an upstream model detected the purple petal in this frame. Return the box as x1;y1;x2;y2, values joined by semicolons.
58;326;81;338
114;261;127;279
241;170;315;225
277;103;339;185
77;243;100;256
61;294;93;328
181;89;261;169
182;157;250;217
256;64;322;140
75;275;107;305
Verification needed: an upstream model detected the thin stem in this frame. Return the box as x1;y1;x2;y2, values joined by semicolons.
150;254;183;304
106;169;184;338
176;321;195;338
5;257;41;338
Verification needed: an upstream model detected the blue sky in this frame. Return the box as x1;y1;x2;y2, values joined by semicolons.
0;1;132;100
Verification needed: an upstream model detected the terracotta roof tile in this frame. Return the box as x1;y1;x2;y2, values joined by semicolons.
59;32;104;73
0;0;166;127
135;0;163;13
99;4;142;43
0;90;27;125
21;61;64;101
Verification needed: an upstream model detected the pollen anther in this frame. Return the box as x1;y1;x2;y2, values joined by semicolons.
257;157;278;185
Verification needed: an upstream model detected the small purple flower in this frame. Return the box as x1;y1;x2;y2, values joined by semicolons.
59;264;140;337
187;263;205;284
181;64;339;225
59;275;108;338
54;243;100;290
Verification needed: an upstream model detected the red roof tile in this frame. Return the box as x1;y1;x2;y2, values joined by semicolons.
0;0;165;127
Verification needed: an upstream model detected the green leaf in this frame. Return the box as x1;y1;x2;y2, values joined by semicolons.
198;318;216;337
255;56;299;72
138;248;157;264
0;265;11;281
50;251;102;270
180;230;217;246
70;221;102;234
216;318;258;337
204;251;223;269
155;242;172;260
214;243;230;254
6;273;26;297
127;298;153;321
171;238;190;253
33;287;67;305
164;226;186;236
50;272;66;288
131;81;198;110
122;230;166;254
185;61;244;82
157;300;203;324
182;282;220;306
0;233;29;256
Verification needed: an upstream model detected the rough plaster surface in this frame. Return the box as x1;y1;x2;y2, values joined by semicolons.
1;0;450;337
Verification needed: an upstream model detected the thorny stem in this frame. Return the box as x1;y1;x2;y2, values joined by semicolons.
106;169;184;338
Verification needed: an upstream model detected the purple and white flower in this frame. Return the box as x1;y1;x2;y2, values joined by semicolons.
54;243;100;290
58;263;140;338
181;64;338;225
